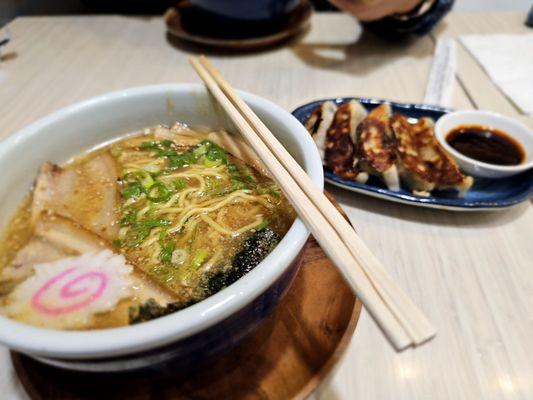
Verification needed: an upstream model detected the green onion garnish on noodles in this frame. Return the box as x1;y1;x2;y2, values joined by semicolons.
204;158;222;167
140;141;157;149
138;171;155;189
123;170;155;189
168;152;196;168
122;182;144;199
147;182;171;203
142;164;162;175
193;143;208;157
254;219;270;231
159;242;175;264
204;141;228;163
191;249;208;269
120;206;137;226
124;218;170;248
173;179;187;191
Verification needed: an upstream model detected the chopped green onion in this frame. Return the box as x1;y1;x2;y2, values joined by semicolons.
173;179;187;191
225;163;256;191
160;242;175;264
143;164;162;175
168;152;196;168
122;172;137;183
158;227;168;246
270;188;281;198
204;158;222;167
238;166;256;182
140;140;174;150
231;175;255;184
206;187;233;196
230;178;252;191
207;179;248;196
203;140;228;164
123;218;170;248
258;184;282;199
124;224;151;248
206;178;222;189
122;170;155;189
193;143;207;158
191;249;208;269
147;182;171;203
140;140;178;157
120;206;138;226
254;219;270;231
152;219;171;227
121;182;143;199
146;203;157;220
159;149;178;157
227;163;239;173
140;141;157;149
151;264;178;284
112;239;121;248
160;139;174;147
138;171;155;189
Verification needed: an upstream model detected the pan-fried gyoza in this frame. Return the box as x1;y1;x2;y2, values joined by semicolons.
355;104;400;191
304;100;473;196
390;114;473;195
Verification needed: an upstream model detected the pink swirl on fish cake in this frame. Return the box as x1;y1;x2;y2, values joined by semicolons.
31;267;108;316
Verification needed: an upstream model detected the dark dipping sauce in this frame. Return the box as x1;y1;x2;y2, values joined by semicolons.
446;125;525;166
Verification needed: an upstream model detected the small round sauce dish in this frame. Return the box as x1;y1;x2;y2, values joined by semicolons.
435;110;533;178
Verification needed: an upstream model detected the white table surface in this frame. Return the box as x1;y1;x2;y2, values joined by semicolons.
0;11;532;400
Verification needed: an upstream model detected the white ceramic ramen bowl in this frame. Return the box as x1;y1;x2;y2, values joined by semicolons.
435;110;533;178
0;84;323;372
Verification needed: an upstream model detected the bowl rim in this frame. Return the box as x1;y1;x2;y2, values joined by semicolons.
434;110;533;173
0;83;324;359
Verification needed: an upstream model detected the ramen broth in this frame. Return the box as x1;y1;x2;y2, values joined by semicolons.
0;124;295;330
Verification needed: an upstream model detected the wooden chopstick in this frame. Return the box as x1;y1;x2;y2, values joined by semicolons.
190;56;436;349
197;55;437;344
197;55;436;345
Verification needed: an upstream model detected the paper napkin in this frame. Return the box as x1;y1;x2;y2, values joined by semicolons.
460;34;533;115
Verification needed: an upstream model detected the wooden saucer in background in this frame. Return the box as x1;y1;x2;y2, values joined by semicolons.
12;192;361;400
165;0;312;51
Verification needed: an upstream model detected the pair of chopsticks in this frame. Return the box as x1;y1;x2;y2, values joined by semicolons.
190;56;436;350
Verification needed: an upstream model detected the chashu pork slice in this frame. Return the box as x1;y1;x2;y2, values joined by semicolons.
323;100;369;183
390;114;473;196
31;152;120;242
355;104;400;191
305;101;338;163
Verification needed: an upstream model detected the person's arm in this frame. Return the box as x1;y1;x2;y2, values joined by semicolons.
330;0;455;36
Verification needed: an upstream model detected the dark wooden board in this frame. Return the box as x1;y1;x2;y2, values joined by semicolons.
12;194;361;400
